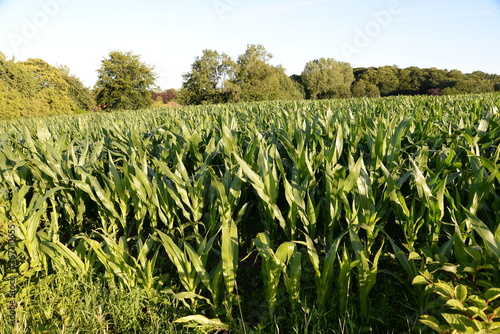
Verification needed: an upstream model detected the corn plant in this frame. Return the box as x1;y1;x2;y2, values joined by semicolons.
297;232;347;315
234;144;286;243
1;94;499;333
253;233;298;318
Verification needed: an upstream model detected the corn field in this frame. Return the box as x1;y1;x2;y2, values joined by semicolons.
1;94;499;333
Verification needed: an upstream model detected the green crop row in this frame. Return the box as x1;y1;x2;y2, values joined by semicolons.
1;94;499;333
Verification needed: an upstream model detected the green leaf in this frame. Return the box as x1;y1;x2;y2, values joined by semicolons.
453;230;470;265
408;252;421;260
433;282;455;298
173;315;226;328
343;155;363;193
441;313;479;332
419;315;444;332
439;264;457;274
484;288;500;302
467;295;488;308
275;242;295;264
40;240;86;273
446;299;466;311
221;219;238;295
467;306;489;322
412;275;429;285
157;230;196;292
184;243;212;296
171;291;209;303
411;158;432;199
455;285;468;302
465;208;500;257
383;232;418;279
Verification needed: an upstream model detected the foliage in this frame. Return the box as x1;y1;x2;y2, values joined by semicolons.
94;50;157;110
181;49;236;105
18;58;78;115
301;57;354;99
413;223;500;333
0;94;499;333
181;45;304;105
59;65;95;111
0;56;90;118
396;66;427;95
351;80;380;97
233;44;304;102
0;79;33;118
151;89;178;104
352;66;500;97
0;269;192;333
3;50;500;116
356;65;400;96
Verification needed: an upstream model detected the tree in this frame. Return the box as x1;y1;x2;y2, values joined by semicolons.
0;55;35;118
181;49;236;105
231;44;303;102
58;65;95;111
18;58;77;115
421;68;448;92
396;67;426;95
151;89;177;104
358;66;399;96
377;66;400;96
351;80;380;97
301;58;354;99
1;55;91;118
449;76;493;95
290;74;306;97
467;71;495;93
94;51;157;110
268;66;305;101
1;53;38;98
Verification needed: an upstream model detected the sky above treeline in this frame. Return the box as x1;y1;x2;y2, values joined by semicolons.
0;0;499;90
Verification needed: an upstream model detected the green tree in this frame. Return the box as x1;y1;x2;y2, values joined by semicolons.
233;44;303;102
440;70;495;95
18;58;77;115
351;80;380;97
396;67;426;95
359;66;399;96
377;66;400;95
421;68;448;92
467;71;495;93
0;71;32;118
234;44;273;101
94;51;157;110
2;55;83;118
181;49;236;105
301;58;354;99
269;66;305;100
1;53;38;98
58;65;95;111
1;53;33;118
290;74;306;97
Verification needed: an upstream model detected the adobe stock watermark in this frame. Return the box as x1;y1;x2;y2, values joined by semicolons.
340;0;410;60
7;0;73;53
8;221;18;328
213;0;244;20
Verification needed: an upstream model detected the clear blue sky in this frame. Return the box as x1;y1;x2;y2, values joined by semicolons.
1;0;499;89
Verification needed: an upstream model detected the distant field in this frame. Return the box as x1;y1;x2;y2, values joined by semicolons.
1;94;499;333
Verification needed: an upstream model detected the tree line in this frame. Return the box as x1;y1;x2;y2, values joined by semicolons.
2;46;500;117
0;52;94;118
180;44;500;104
